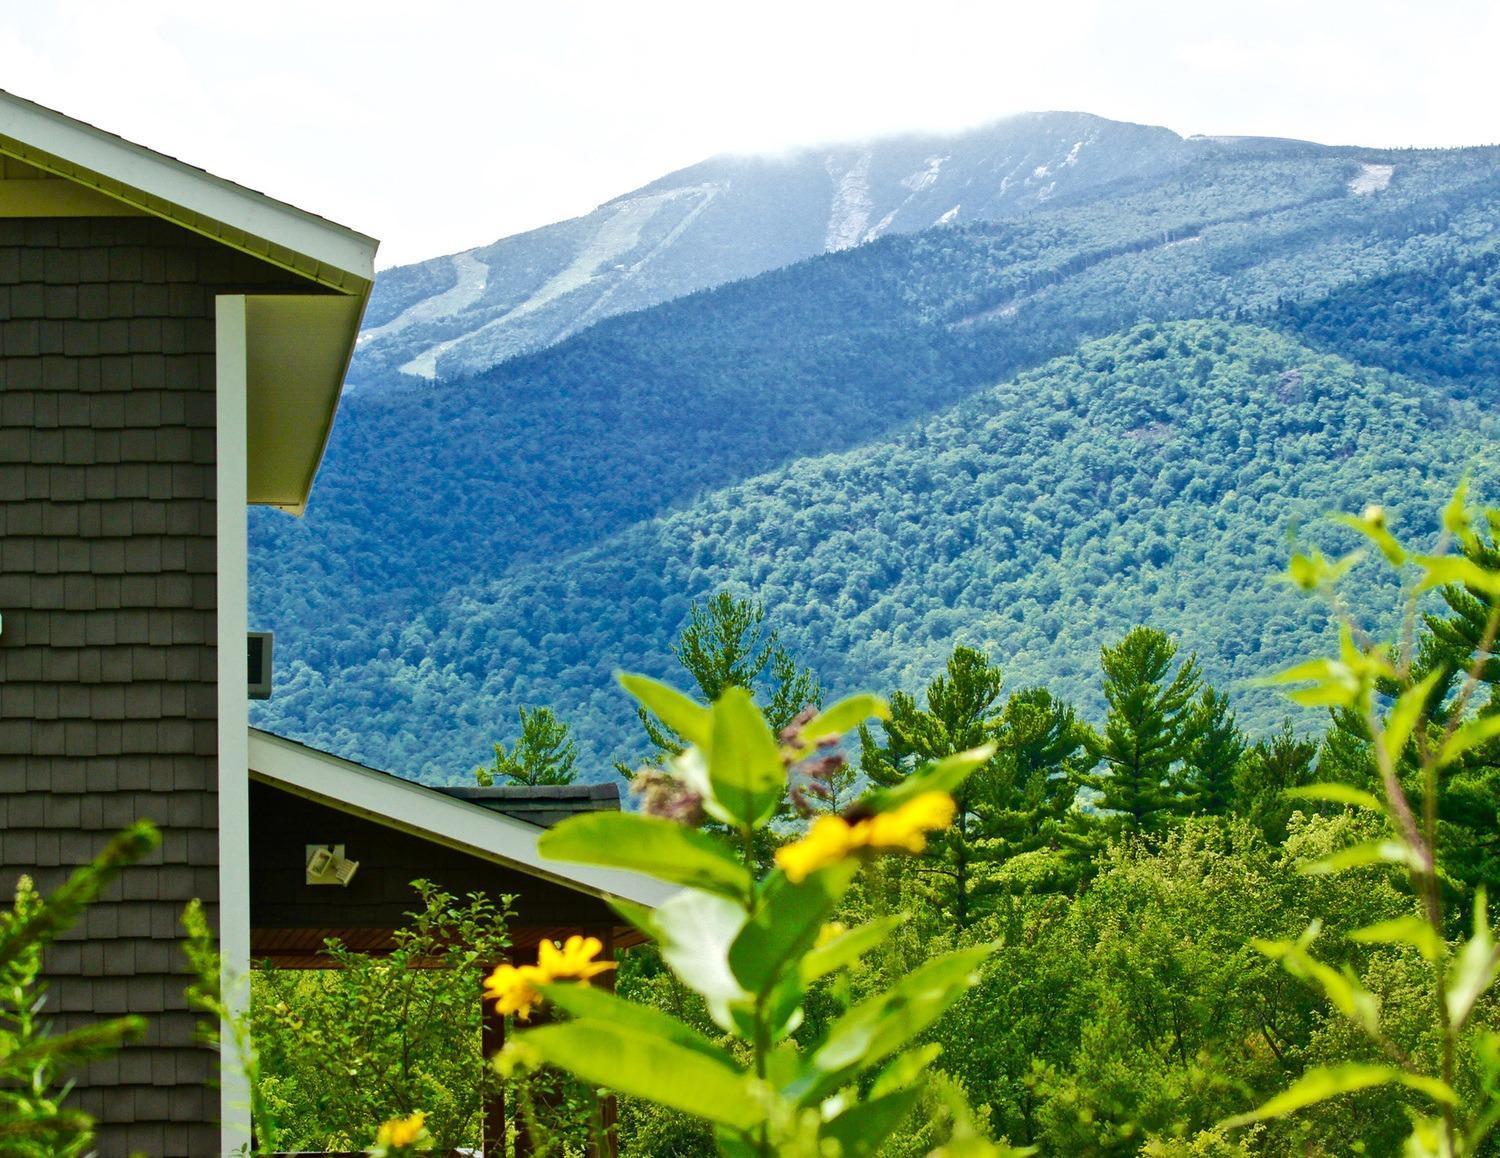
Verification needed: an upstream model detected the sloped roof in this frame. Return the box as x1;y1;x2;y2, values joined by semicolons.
248;729;672;910
0;90;378;513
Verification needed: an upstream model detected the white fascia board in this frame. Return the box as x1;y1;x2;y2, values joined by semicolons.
247;729;675;910
0;90;376;289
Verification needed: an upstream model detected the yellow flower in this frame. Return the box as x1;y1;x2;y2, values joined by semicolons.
483;962;546;1021
866;792;957;852
775;792;957;883
484;935;615;1021
375;1110;427;1150
537;934;617;982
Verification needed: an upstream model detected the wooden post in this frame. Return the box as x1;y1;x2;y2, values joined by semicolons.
588;927;618;1158
481;964;506;1158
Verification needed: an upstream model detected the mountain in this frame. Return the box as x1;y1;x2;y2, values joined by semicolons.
348;112;1189;386
249;113;1500;781
256;321;1500;779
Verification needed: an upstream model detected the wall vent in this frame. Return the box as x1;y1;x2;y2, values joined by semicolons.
248;632;273;700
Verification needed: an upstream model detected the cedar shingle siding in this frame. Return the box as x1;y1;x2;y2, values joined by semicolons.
0;216;306;1155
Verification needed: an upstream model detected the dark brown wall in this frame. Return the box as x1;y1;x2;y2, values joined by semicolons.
250;780;622;934
0;216;308;1156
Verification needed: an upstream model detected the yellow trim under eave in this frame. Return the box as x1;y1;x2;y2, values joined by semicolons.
0;135;367;295
0;177;143;216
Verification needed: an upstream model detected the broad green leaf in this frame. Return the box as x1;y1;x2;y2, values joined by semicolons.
1440;713;1500;766
793;695;890;755
643;889;751;1033
1224;1062;1400;1126
1299;840;1421;876
868;1043;943;1097
518;1019;761;1132
1447;889;1498;1030
618;672;711;747
709;686;787;828
1284;783;1386;813
791;944;996;1105
1383;671;1440;766
872;745;997;811
537;982;737;1068
801;915;909;985
1415;554;1500;597
729;861;857;995
1349;915;1445;963
538;812;751;900
820;1087;921;1157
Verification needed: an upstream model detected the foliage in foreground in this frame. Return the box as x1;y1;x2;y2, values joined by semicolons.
251;882;512;1153
499;678;1016;1156
1226;490;1500;1154
0;823;157;1154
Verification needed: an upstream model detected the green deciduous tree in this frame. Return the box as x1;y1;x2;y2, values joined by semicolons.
476;706;578;786
252;882;513;1153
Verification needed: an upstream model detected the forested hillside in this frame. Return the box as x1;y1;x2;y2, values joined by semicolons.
247;126;1500;781
254;322;1498;778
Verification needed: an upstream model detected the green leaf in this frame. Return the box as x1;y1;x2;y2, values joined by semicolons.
618;672;711;748
820;1087;922;1157
1224;1063;1400;1126
1253;925;1379;1035
1383;671;1439;766
1284;783;1386;813
1335;511;1406;566
793;695;890;753
1348;915;1444;963
538;812;751;900
801;915;908;985
791;944;996;1105
1447;889;1498;1029
871;745;997;811
729;861;857;995
1299;840;1421;876
1415;555;1500;597
1440;713;1500;766
637;889;751;1033
868;1043;943;1097
518;1019;760;1132
536;982;738;1067
708;686;787;828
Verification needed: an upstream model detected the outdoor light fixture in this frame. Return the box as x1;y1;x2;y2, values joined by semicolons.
305;844;359;886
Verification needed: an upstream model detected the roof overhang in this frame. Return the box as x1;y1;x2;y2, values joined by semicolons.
248;729;674;911
0;90;378;515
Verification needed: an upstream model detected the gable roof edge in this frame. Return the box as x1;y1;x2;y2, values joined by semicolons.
248;729;673;910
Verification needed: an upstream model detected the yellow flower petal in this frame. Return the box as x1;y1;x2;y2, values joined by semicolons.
862;791;956;853
775;816;860;883
376;1110;426;1149
483;963;545;1020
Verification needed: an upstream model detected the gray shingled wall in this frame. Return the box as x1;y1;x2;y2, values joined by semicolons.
0;216;311;1155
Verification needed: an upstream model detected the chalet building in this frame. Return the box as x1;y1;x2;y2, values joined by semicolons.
0;91;664;1155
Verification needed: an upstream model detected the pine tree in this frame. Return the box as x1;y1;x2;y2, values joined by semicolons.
860;645;1007;929
1084;627;1204;832
1184;688;1247;814
990;686;1090;857
631;590;820;763
1234;722;1319;842
476;706;578;786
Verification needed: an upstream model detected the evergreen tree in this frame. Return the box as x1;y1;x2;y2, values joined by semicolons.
631;590;820;763
475;706;578;786
1084;627;1204;832
1184;688;1247;814
1233;722;1319;842
990;686;1090;858
861;645;1008;929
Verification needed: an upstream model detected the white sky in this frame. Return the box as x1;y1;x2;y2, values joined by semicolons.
2;0;1495;268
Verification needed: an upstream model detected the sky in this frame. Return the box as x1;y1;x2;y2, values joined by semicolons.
2;0;1495;268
